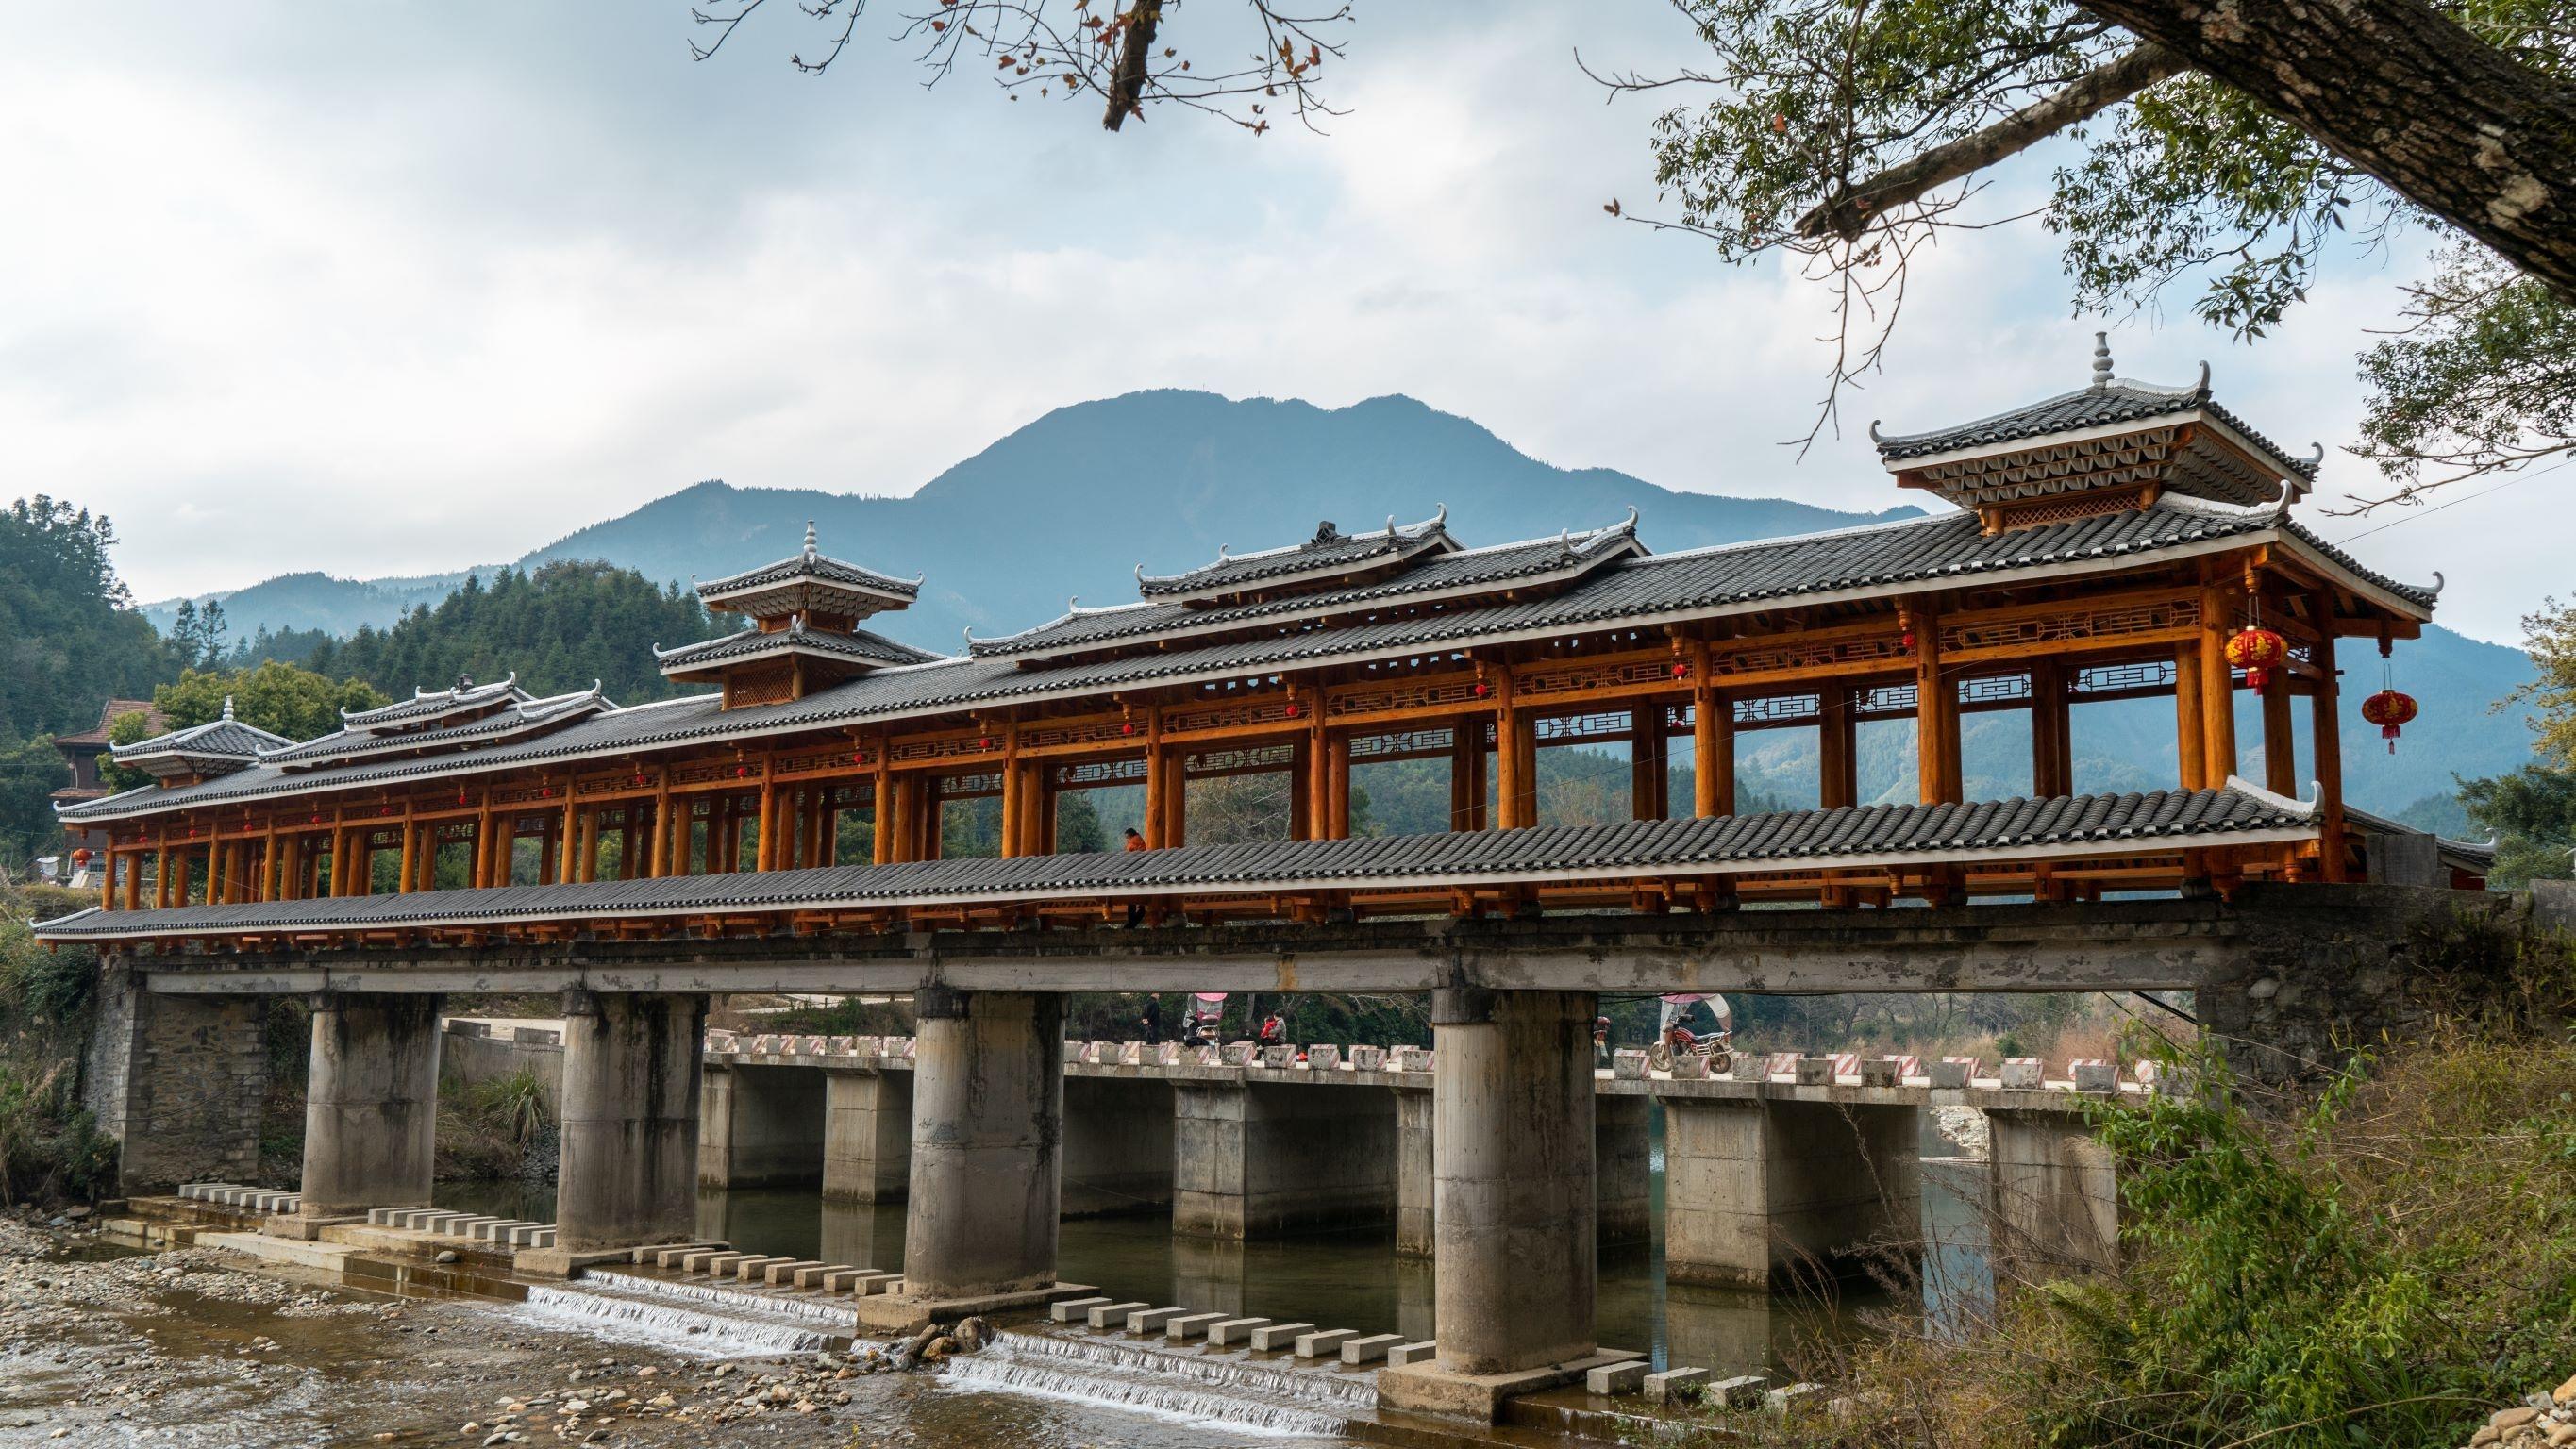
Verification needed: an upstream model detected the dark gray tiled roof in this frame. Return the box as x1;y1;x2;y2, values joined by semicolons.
1875;380;2319;479
977;522;1645;658
112;716;294;764
697;550;921;604
343;677;528;730
1137;510;1453;599
54;501;2432;824
655;626;940;673
259;689;612;769
30;786;2313;940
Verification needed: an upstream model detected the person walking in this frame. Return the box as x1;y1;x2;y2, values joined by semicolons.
1141;994;1163;1045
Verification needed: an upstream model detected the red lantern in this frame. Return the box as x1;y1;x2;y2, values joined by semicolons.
1900;629;1915;653
2225;625;2288;691
1670;661;1688;680
71;847;92;867
2360;689;2417;754
1283;702;1299;719
1120;722;1135;737
1472;681;1489;699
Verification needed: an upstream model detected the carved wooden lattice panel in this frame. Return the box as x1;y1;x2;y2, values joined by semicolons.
1941;594;2200;656
1020;717;1141;753
1916;427;2178;505
490;782;559;807
778;748;854;776
1164;696;1301;737
1517;655;1678;702
887;733;1003;766
1325;674;1485;722
1715;633;1906;678
668;759;752;788
723;660;797;709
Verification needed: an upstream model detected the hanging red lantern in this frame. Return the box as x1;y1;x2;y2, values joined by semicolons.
1900;628;1915;653
2225;625;2288;691
1472;681;1489;699
2360;689;2417;754
71;847;92;866
1670;661;1688;680
1282;701;1299;719
1120;721;1135;737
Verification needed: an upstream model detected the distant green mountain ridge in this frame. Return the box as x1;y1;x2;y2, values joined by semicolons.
140;388;2537;816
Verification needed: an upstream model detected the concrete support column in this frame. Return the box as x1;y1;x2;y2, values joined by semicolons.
1985;1107;2119;1276
896;987;1062;1304
81;960;268;1195
296;992;443;1219
1397;1086;1647;1255
551;991;707;1262
695;1063;824;1189
1173;1081;1396;1238
1381;988;1600;1418
1662;1094;1922;1288
822;1069;913;1204
1395;1087;1435;1257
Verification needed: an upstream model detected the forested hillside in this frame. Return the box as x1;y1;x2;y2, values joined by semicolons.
297;561;721;704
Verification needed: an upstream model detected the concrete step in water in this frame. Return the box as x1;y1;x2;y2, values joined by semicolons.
1294;1329;1357;1359
1163;1312;1226;1341
1086;1301;1150;1330
1206;1318;1272;1347
761;1259;826;1287
1246;1323;1313;1352
945;1329;1378;1438
1049;1296;1113;1324
1126;1307;1184;1334
1385;1341;1436;1367
1339;1334;1403;1365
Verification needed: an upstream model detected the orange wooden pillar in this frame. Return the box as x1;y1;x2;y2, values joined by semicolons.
873;767;895;865
1912;603;1962;806
1692;646;1733;819
2174;641;2207;790
1630;705;1667;820
1448;717;1488;830
2030;660;2073;798
2261;670;2298;796
1819;686;1857;809
2197;581;2240;786
754;776;778;872
1326;732;1351;840
558;791;580;885
2308;600;2348;880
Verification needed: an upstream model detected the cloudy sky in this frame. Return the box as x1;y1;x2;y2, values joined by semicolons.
3;4;2549;644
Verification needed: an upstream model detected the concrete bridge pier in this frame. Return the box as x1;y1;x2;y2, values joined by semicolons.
822;1068;912;1204
1984;1105;2120;1277
1392;1084;1653;1258
277;992;443;1234
697;1063;825;1189
1660;1095;1922;1289
858;987;1079;1332
1380;989;1621;1421
82;963;267;1196
1172;1080;1396;1238
527;991;707;1275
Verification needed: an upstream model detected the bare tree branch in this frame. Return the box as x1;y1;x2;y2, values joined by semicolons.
1797;42;2186;241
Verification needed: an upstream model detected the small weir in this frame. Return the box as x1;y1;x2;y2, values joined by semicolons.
940;1327;1378;1436
514;1269;859;1357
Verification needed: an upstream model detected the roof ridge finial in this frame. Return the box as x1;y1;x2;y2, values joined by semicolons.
2089;330;2113;391
221;694;235;723
802;520;817;558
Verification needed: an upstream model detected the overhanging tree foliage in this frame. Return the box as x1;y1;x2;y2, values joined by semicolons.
1598;0;2575;500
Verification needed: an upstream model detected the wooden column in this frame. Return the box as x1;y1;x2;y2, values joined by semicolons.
873;769;895;865
558;788;580;884
1912;602;1961;806
1493;675;1524;830
924;775;945;859
2308;600;2349;882
2261;669;2298;796
648;778;672;878
2030;660;2073;798
1326;732;1352;840
2198;581;2240;786
1159;750;1186;850
999;731;1026;858
755;774;778;872
1819;687;1858;810
154;843;173;908
1630;705;1665;821
2174;641;2207;791
1449;718;1488;830
1693;644;1734;818
397;815;420;895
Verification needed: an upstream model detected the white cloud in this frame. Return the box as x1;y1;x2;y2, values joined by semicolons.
0;2;2546;649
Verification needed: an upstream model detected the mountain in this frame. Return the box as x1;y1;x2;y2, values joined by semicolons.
147;391;1918;649
138;388;2536;816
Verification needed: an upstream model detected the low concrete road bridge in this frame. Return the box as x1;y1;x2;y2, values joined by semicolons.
56;866;2503;1421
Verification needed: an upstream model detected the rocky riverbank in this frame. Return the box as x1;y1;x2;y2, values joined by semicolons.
0;1208;915;1447
2467;1374;2576;1448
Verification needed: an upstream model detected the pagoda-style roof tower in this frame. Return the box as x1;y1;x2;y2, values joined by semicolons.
658;523;939;708
108;697;293;785
1137;507;1459;608
1872;335;2320;533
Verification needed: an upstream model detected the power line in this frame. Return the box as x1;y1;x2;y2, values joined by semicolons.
2330;456;2568;546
